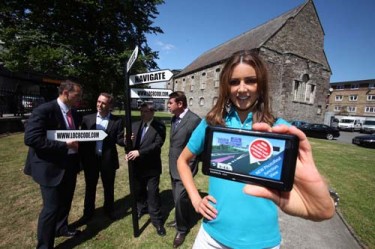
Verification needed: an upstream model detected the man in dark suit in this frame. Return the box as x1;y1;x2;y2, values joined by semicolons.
80;93;125;221
126;103;166;236
24;80;82;249
167;91;201;248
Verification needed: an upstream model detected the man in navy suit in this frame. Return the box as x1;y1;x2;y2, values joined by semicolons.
167;91;201;248
126;103;166;236
80;93;124;221
24;80;82;249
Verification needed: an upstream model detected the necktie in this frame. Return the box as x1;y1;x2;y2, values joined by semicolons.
66;110;75;129
141;123;148;142
173;117;180;132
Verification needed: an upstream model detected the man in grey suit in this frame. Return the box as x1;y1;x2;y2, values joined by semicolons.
167;91;201;248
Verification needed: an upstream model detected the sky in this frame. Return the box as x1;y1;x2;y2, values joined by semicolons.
146;0;375;83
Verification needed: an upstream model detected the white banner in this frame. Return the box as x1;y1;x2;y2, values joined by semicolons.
131;88;172;99
47;130;108;142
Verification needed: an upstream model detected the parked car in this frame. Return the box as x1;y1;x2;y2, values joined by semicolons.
290;120;309;128
352;134;375;148
299;123;340;140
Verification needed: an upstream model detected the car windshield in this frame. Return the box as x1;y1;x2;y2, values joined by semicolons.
341;119;354;123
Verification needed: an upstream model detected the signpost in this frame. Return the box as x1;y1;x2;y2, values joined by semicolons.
124;47;173;238
129;69;173;85
124;46;140;237
47;130;107;141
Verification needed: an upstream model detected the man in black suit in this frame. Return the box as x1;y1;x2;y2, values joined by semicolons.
80;93;124;221
24;80;82;249
126;103;166;236
167;91;201;248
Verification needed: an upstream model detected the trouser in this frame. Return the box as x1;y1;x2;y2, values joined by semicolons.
37;160;78;249
134;174;163;226
171;177;201;233
83;157;116;215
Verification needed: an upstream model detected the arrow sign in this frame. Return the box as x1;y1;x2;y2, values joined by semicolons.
131;88;172;99
129;69;173;85
127;46;139;72
47;130;108;142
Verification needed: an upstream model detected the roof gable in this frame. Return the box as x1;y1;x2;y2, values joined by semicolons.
177;1;308;77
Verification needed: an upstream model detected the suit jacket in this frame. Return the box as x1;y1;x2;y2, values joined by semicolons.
24;100;80;186
132;119;166;177
169;110;201;180
79;113;124;171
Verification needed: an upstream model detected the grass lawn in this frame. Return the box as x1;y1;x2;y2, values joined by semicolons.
0;122;374;248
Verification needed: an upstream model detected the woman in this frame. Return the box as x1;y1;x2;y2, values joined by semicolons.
177;50;335;249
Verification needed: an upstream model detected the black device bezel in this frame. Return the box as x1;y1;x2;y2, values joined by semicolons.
202;126;299;191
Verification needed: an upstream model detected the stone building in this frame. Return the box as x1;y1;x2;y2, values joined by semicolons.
168;0;331;123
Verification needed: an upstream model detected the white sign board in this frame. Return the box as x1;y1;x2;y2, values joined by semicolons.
47;130;108;142
131;88;172;99
129;70;173;85
127;46;139;72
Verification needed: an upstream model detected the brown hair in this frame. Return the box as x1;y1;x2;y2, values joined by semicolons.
99;92;114;105
206;50;275;126
168;91;187;108
58;79;82;95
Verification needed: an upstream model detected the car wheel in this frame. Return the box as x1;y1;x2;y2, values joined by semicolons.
326;133;334;140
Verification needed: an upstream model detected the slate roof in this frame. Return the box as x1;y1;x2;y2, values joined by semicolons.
177;1;308;77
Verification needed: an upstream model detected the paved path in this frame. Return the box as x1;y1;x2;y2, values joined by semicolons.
279;210;364;248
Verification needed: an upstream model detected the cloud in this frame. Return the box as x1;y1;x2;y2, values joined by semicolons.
156;41;176;51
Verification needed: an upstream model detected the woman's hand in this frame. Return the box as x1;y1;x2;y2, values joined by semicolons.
192;195;218;220
243;123;335;221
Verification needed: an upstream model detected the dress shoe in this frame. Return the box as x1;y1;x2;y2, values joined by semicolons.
155;225;166;236
166;220;176;228
56;229;81;238
173;232;186;248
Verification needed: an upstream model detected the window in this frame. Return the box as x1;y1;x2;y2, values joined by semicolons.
349;95;358;101
367;95;375;101
200;72;206;90
335;95;343;101
214;68;220;88
350;84;359;89
190;75;195;92
369;83;375;89
365;106;375;113
336;85;344;90
189;97;193;106
347;106;356;113
199;97;205;106
293;74;315;104
334;106;341;112
182;78;186;89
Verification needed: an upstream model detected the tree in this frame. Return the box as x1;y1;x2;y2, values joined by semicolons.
0;0;164;106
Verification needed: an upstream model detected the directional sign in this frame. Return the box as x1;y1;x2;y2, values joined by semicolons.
131;88;172;99
127;46;139;72
129;69;173;85
47;130;108;142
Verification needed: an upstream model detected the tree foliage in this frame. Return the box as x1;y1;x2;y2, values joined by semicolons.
0;0;164;104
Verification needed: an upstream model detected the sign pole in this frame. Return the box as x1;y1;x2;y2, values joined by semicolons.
124;47;139;237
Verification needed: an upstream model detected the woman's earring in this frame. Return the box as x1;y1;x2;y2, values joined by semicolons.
225;99;232;113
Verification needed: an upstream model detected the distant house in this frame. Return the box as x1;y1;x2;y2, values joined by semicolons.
328;79;375;118
168;0;331;123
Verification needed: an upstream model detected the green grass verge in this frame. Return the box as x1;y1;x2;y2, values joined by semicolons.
0;130;374;248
